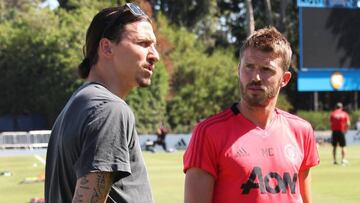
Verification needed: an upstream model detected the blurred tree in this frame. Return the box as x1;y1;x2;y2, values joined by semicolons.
0;6;90;125
0;0;40;21
57;0;153;12
126;62;169;134
152;0;211;29
57;0;116;10
245;0;255;36
167;49;239;132
216;0;247;55
0;0;38;9
278;0;288;32
156;15;239;132
192;0;218;50
277;93;293;112
264;0;273;26
216;0;298;54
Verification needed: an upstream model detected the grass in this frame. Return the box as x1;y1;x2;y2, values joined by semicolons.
144;152;185;203
0;145;359;203
0;156;45;203
311;144;360;203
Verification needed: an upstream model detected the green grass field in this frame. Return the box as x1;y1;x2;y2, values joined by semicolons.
0;144;359;203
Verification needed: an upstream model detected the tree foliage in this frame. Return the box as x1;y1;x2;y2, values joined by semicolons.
152;0;212;29
156;15;239;132
126;62;169;134
0;0;299;133
0;2;101;124
0;5;88;125
0;1;170;132
57;0;117;10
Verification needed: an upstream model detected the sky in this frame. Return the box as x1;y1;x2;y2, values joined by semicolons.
41;0;59;10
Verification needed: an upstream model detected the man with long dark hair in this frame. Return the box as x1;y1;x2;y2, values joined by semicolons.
45;3;159;202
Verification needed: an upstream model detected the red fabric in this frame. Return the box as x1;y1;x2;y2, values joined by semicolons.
330;109;350;132
183;107;320;203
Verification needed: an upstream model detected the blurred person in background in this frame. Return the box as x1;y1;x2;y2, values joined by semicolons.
45;3;159;202
183;27;319;203
152;122;169;152
330;102;350;165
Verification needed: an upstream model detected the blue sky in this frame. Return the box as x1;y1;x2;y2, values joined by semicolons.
41;0;59;9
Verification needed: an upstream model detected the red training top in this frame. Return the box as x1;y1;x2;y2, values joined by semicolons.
184;104;320;203
330;109;350;132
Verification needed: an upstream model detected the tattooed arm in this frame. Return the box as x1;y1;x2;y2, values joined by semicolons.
72;172;113;203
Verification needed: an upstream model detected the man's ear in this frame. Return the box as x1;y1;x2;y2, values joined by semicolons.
98;38;113;57
281;71;292;87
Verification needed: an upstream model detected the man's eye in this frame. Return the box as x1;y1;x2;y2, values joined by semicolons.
245;65;254;70
263;67;274;72
138;41;150;47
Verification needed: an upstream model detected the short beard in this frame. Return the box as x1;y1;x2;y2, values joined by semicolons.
137;79;151;88
239;80;280;107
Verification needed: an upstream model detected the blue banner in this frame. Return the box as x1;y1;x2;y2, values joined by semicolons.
297;0;360;8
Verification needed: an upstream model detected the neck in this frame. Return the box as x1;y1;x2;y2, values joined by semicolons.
86;64;131;99
238;99;277;129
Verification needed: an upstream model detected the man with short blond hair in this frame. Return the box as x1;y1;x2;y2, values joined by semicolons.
184;27;319;203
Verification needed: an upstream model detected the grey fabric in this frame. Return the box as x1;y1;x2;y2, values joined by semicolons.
45;82;153;203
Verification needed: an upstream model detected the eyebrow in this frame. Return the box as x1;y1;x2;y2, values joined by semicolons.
244;63;255;67
135;35;157;44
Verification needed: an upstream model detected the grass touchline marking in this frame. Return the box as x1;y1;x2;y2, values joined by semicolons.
34;154;45;166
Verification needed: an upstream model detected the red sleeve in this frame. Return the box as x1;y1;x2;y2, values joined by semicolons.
183;123;218;179
300;124;320;171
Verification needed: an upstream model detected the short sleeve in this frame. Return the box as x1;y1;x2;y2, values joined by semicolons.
300;124;320;171
183;123;218;179
75;101;134;179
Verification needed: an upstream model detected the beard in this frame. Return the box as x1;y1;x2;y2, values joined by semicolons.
137;78;151;87
239;80;281;107
136;68;152;87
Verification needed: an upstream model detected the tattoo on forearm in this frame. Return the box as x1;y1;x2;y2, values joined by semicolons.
73;175;90;202
79;175;90;190
73;193;84;203
90;173;111;203
73;173;112;203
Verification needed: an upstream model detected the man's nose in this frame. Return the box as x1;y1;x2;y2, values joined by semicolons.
252;69;261;81
149;45;160;62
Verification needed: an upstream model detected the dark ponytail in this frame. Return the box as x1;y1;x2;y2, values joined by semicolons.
78;57;91;79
